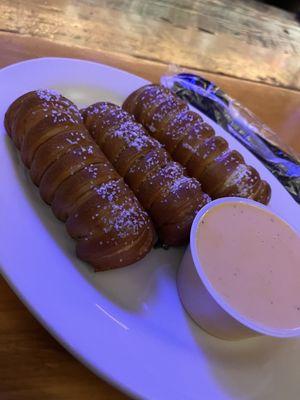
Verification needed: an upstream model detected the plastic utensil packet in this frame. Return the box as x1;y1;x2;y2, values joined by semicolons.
161;69;300;204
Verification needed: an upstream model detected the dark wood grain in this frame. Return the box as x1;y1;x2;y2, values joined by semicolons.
0;0;300;89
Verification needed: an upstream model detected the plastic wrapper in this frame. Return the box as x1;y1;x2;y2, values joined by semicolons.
161;69;300;204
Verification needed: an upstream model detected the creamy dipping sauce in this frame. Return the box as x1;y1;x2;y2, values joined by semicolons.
196;202;300;330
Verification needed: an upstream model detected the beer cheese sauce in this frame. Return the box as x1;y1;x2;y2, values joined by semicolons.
196;202;300;330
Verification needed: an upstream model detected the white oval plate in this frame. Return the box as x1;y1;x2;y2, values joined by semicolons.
0;58;299;400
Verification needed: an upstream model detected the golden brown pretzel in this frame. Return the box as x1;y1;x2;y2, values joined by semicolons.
123;84;271;204
5;90;155;270
82;102;210;246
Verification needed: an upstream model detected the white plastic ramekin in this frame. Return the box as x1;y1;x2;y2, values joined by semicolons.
177;197;300;340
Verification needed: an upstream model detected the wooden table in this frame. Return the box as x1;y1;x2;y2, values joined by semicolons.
1;1;300;399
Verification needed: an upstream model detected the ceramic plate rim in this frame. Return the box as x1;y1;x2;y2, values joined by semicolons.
1;57;299;400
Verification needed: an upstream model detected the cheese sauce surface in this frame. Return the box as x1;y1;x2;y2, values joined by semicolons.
196;202;300;330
